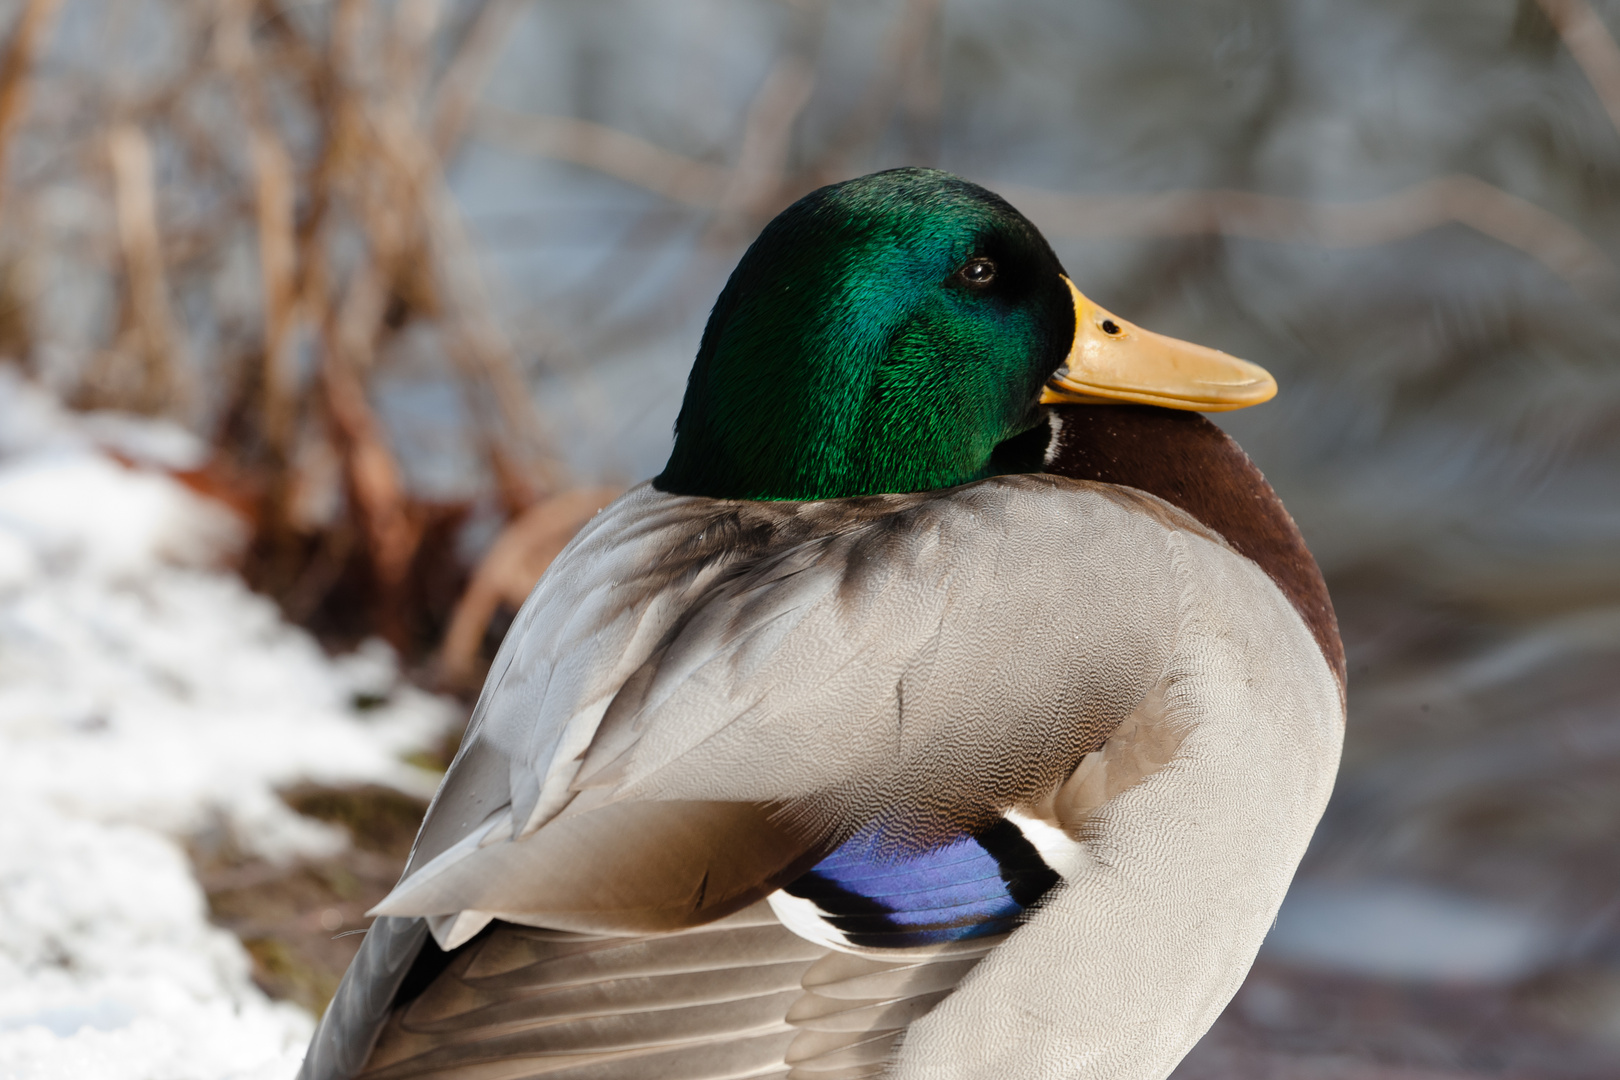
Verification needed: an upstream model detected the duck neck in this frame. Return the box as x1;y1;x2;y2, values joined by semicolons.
1043;404;1345;691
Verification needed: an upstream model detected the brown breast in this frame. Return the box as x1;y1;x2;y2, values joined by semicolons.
1044;404;1346;692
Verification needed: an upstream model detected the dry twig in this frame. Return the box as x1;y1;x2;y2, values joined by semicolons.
101;123;190;413
438;486;620;688
318;323;417;598
0;0;582;654
476;105;729;207
1005;177;1619;296
1538;0;1620;138
429;0;528;159
0;0;62;213
480;105;1618;296
811;0;941;182
347;15;560;507
218;0;300;457
711;53;819;233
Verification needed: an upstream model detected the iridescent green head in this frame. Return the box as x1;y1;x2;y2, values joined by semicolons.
655;168;1075;501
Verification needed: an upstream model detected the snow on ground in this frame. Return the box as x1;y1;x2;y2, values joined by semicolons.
0;371;459;1079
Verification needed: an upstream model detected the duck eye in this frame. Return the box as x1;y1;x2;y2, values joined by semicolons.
1101;319;1121;335
960;258;996;287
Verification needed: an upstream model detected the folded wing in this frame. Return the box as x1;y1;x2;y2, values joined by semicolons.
375;476;1181;939
304;474;1342;1080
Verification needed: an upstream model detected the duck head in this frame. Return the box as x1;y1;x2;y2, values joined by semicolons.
655;167;1275;501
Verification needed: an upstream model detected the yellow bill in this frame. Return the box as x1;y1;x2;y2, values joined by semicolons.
1040;276;1276;412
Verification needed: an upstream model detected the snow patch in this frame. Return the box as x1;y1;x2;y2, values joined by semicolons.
0;374;459;1078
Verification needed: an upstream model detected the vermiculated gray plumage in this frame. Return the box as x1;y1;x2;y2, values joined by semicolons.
303;475;1342;1080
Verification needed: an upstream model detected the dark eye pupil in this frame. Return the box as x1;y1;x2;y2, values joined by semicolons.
1101;319;1120;335
962;259;995;285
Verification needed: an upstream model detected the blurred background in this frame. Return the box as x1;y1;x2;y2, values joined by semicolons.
3;0;1620;1076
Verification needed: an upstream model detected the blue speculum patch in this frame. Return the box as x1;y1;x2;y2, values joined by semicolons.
783;818;1062;948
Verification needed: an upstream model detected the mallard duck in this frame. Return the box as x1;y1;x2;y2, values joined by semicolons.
299;168;1344;1080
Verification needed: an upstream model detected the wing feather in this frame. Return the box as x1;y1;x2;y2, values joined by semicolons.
357;904;982;1080
304;474;1342;1080
377;477;1193;936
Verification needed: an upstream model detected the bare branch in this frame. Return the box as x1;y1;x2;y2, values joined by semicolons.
428;0;526;159
318;317;417;593
438;485;620;688
1538;0;1620;138
104;123;190;413
1;0;578;646
712;53;818;228
218;0;300;457
349;67;560;506
387;0;444;94
427;180;563;505
477;105;1615;296
812;0;942;181
1006;176;1619;296
0;0;64;214
475;105;728;208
